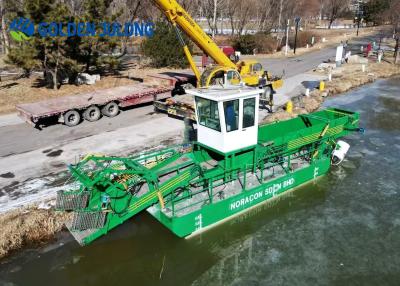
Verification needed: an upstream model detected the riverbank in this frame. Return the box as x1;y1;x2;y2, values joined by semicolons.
262;59;400;123
0;206;72;260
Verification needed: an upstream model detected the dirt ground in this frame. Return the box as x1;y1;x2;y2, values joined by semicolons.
0;25;392;115
247;26;386;59
0;206;72;260
0;66;177;115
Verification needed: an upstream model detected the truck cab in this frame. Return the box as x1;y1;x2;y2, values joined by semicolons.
199;66;242;87
187;87;261;153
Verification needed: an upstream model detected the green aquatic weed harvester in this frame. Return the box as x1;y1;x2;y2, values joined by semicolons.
56;87;362;245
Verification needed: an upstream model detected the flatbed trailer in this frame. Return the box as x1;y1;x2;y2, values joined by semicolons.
16;72;194;128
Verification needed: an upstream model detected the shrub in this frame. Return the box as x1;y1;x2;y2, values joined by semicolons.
232;35;257;55
95;56;121;75
287;31;320;49
142;21;193;68
233;33;279;55
253;33;279;54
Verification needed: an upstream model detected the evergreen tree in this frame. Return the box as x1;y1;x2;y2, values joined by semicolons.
75;0;122;73
34;3;79;89
142;21;192;68
364;0;390;25
5;42;39;76
5;0;123;88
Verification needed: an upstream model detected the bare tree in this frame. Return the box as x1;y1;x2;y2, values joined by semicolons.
256;0;277;33
325;0;350;29
390;0;400;63
234;0;252;35
0;0;10;54
201;0;221;36
180;0;199;15
225;0;239;35
389;0;400;34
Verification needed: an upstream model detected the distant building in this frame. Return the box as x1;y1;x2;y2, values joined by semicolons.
350;0;368;17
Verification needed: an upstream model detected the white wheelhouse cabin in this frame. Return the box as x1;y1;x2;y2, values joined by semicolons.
187;87;261;154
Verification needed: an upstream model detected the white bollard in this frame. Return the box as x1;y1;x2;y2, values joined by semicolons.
328;72;332;82
305;88;310;97
377;50;383;63
361;45;363;52
362;64;366;72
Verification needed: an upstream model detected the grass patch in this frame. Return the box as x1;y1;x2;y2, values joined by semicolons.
0;207;71;260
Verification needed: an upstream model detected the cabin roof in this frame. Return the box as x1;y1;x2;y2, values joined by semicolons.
186;86;261;101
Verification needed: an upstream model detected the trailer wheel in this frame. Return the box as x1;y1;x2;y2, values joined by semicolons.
83;105;101;122
101;102;119;117
64;110;81;127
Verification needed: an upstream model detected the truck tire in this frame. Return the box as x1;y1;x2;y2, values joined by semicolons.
101;102;119;117
64;110;81;127
83;105;101;122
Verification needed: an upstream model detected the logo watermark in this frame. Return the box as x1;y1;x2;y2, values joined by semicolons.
9;17;154;42
9;18;34;41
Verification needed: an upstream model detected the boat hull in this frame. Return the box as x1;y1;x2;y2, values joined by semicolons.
148;157;331;237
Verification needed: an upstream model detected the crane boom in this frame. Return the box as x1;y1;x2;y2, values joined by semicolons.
153;0;236;69
152;0;283;103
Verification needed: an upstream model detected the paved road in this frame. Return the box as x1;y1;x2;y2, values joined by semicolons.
0;30;384;210
0;104;159;157
0;47;337;158
257;47;337;78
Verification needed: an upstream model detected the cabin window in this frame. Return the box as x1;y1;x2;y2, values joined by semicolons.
227;71;240;81
224;99;239;132
226;70;240;85
252;63;262;72
243;98;256;128
195;97;221;131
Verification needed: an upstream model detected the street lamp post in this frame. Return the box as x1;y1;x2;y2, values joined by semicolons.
355;6;363;37
294;17;301;54
394;35;399;64
356;17;361;36
285;19;290;56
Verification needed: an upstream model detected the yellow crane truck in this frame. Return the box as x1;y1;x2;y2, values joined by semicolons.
152;0;283;116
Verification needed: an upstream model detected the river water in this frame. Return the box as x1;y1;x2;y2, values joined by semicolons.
1;78;399;286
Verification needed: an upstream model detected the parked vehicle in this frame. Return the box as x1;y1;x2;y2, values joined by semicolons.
16;73;193;128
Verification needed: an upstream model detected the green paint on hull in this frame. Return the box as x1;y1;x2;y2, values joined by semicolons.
148;158;330;237
56;108;360;245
